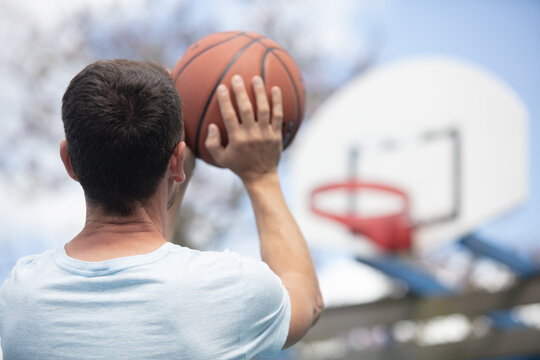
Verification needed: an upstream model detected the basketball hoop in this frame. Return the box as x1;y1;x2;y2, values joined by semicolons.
310;180;412;252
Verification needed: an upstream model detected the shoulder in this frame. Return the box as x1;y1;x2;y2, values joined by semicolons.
165;244;288;312
180;246;282;290
0;249;56;304
237;255;286;302
2;249;56;284
158;246;290;357
164;244;257;277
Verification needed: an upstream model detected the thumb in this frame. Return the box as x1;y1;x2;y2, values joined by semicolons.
205;123;225;165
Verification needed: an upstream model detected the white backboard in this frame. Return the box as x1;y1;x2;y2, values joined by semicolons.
290;56;528;255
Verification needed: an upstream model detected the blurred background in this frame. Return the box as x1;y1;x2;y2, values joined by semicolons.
0;0;539;359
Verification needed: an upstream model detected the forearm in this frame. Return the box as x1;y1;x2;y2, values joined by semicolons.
244;172;323;341
244;173;315;282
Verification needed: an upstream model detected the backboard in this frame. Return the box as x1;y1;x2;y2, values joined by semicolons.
289;56;528;255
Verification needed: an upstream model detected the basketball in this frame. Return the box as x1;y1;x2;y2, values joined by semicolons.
171;31;306;166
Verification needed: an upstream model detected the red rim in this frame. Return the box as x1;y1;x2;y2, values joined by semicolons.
310;180;412;252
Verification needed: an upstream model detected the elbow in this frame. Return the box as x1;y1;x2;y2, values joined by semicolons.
282;286;324;349
311;291;324;326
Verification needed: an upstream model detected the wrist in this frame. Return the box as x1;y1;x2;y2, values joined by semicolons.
242;171;280;193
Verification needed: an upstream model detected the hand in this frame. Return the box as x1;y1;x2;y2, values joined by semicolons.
205;75;284;184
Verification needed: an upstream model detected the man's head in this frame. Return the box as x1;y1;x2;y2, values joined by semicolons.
61;59;183;216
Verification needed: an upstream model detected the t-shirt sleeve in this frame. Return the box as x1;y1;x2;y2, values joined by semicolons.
238;256;291;358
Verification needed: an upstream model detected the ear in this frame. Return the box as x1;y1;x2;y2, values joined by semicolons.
60;140;78;182
169;141;186;183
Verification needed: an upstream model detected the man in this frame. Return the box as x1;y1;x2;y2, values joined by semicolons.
0;59;323;359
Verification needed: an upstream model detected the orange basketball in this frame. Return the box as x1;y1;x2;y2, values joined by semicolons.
171;31;306;166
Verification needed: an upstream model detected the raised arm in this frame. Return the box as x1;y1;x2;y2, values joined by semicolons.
205;75;323;347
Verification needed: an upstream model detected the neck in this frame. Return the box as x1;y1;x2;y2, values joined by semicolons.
65;201;168;262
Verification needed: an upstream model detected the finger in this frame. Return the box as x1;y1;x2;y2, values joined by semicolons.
205;123;225;165
271;86;284;134
252;76;270;126
216;84;239;136
231;75;255;125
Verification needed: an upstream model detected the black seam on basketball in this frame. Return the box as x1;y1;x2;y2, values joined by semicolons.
268;49;301;147
173;31;245;85
242;37;302;146
260;47;281;82
194;36;265;156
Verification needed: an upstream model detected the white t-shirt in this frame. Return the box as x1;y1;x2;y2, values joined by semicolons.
0;242;291;360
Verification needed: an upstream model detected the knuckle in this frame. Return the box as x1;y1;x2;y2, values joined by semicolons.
236;138;248;147
223;110;236;120
240;105;252;116
231;133;243;143
268;132;281;143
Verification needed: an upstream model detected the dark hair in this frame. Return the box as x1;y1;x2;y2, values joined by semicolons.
62;59;183;216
